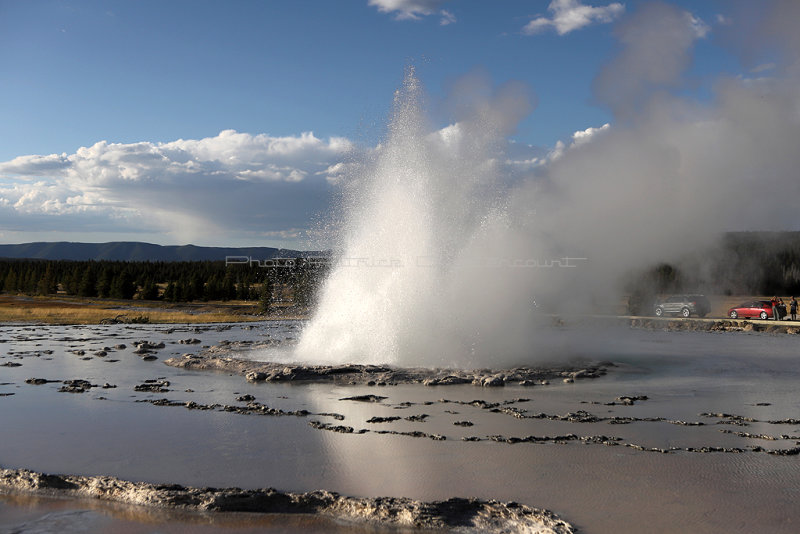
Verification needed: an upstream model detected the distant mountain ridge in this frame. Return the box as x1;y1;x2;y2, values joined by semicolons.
0;242;318;262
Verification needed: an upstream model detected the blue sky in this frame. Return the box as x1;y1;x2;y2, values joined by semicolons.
0;0;788;248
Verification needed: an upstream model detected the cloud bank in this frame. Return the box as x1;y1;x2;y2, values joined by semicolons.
0;130;354;247
0;124;550;247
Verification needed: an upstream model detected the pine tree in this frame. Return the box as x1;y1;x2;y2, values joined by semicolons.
64;266;81;295
190;274;204;302
23;269;39;295
236;277;251;300
222;272;236;301
96;266;113;298
177;279;192;302
139;278;159;300
36;264;57;295
163;281;177;302
110;270;136;299
204;273;221;301
257;275;273;314
77;265;98;297
3;269;18;293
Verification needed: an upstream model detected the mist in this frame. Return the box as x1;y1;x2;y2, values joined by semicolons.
523;0;800;308
295;1;800;368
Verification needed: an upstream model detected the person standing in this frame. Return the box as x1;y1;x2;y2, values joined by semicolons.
791;297;798;321
771;296;779;320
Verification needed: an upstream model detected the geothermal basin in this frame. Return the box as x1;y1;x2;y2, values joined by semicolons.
1;320;800;533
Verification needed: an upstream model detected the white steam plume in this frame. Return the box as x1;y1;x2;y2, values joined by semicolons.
296;1;800;367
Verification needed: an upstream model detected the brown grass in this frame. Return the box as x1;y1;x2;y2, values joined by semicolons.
0;295;267;325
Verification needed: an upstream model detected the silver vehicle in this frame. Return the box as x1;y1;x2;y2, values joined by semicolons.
654;294;711;318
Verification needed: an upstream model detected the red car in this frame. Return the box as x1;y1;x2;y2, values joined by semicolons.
728;300;782;320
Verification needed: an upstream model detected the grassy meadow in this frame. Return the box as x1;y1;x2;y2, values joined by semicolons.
0;294;294;325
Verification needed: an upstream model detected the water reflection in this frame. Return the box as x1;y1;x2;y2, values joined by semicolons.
0;493;420;533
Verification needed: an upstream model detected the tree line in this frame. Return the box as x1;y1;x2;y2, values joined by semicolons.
0;258;328;309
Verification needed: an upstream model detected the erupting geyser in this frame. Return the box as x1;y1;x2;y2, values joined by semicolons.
295;68;552;368
295;1;800;369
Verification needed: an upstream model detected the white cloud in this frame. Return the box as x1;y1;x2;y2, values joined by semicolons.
506;123;609;169
686;12;710;39
368;0;453;22
439;9;456;25
0;130;355;247
505;156;542;170
0;153;70;177
523;0;624;36
434;123;461;146
317;161;362;185
571;122;610;145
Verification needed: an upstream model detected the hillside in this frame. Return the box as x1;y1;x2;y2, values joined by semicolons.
0;242;316;262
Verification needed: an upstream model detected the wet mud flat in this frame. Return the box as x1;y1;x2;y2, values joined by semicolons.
0;321;583;533
3;322;800;533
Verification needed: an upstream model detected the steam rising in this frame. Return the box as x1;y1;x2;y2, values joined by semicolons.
296;69;541;367
296;1;800;367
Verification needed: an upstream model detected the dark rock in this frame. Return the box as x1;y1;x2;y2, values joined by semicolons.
134;380;170;393
607;395;649;406
245;371;267;382
58;379;95;393
366;416;401;423
309;421;360;434
340;394;387;403
26;378;57;385
480;375;505;387
134;341;165;350
424;375;472;386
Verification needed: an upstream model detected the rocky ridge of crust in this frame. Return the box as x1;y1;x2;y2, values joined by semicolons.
0;468;575;533
165;346;608;387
